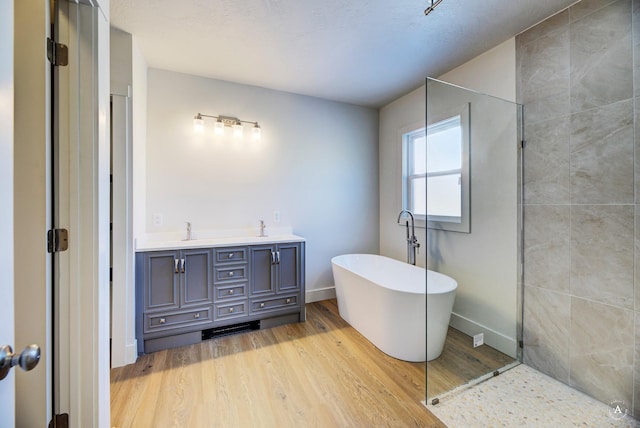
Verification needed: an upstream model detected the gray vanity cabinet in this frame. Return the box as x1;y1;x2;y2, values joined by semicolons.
137;240;305;354
213;246;249;323
136;249;212;353
249;242;303;315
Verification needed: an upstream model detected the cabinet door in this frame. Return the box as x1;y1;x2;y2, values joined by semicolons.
276;243;302;293
250;245;276;296
181;249;211;307
145;251;179;311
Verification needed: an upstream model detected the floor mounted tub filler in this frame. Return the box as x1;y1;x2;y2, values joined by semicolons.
331;254;457;362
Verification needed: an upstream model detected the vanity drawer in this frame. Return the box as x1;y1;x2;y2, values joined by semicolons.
215;247;248;264
144;306;211;333
214;300;248;321
251;295;299;313
215;283;247;300
214;265;248;283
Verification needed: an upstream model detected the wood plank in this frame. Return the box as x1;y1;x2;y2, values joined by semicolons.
112;300;509;427
427;327;515;398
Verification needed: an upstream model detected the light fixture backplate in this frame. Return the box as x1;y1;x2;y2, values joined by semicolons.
218;115;240;127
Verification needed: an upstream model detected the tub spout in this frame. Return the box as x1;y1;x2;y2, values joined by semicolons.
397;210;420;265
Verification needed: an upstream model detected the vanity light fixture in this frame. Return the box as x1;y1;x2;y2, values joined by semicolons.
193;113;262;140
424;0;443;15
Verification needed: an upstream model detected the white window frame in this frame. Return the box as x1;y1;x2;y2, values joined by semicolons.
404;128;427;221
400;103;470;233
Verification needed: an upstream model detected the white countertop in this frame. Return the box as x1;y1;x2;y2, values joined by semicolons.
136;234;305;252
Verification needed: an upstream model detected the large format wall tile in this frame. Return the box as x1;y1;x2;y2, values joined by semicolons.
519;0;640;414
570;205;634;309
633;0;640;98
570;99;634;204
524;116;570;204
517;9;569;49
570;297;634;407
523;286;570;382
636;207;640;312
634;313;640;419
635;99;640;205
570;0;619;22
517;14;569;124
570;0;632;113
523;205;570;292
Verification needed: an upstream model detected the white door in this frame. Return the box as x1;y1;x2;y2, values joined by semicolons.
0;0;15;423
3;0;110;425
12;0;52;426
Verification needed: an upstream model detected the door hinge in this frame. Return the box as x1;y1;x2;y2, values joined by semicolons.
47;228;69;253
47;37;68;66
520;139;526;149
48;413;69;428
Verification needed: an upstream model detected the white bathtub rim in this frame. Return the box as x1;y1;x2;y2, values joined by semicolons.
331;253;457;295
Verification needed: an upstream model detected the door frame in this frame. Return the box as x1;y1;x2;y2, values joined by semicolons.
54;0;112;425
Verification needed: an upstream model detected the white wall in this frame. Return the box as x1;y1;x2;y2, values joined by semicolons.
132;38;147;245
439;39;516;103
379;38;519;356
145;69;379;300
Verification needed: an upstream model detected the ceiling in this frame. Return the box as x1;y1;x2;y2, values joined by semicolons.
110;0;577;107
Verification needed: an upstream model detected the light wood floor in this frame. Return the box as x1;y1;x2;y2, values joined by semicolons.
111;300;513;427
427;327;515;399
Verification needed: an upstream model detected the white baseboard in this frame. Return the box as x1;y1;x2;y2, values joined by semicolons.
449;312;517;358
111;340;138;368
306;286;336;303
126;340;138;365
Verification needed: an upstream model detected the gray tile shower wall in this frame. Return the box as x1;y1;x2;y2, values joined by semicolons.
517;0;639;418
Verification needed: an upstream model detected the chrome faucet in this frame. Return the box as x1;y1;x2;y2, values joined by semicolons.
397;210;420;265
185;222;192;241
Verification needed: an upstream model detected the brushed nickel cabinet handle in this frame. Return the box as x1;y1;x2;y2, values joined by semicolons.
174;259;179;273
228;253;234;259
228;289;234;295
229;307;234;313
286;298;291;304
228;271;234;277
181;258;186;273
159;318;166;324
259;303;265;308
194;313;200;319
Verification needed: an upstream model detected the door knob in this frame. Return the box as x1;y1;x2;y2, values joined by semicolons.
0;344;41;381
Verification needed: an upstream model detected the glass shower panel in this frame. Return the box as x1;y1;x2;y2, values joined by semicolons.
425;78;523;403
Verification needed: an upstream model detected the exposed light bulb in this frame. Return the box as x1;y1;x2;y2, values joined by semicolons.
233;122;243;138
193;115;204;133
252;123;261;140
214;119;225;135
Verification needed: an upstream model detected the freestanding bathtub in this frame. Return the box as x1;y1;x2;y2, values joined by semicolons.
330;254;457;362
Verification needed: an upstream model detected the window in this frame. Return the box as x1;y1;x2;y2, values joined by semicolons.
402;103;470;232
426;116;462;222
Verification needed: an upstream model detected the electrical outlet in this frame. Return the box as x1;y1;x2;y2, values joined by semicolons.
473;333;484;348
152;213;163;227
273;210;281;223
